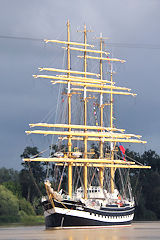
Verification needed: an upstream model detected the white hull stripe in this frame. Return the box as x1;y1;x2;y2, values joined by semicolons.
44;207;134;223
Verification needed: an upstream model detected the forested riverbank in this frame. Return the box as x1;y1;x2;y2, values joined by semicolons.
0;147;45;225
0;146;160;224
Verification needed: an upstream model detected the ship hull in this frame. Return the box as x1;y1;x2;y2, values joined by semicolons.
43;199;134;229
45;211;132;229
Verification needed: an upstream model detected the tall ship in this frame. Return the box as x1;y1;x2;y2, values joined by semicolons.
24;21;151;229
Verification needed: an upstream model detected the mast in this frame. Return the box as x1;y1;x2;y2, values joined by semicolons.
67;20;72;198
99;33;104;188
83;24;88;199
110;64;115;194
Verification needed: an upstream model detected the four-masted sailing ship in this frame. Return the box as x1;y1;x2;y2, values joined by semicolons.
24;21;151;229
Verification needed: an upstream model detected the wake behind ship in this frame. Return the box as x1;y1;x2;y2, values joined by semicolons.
23;20;150;229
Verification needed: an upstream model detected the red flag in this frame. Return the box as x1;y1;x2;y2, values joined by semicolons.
119;145;126;161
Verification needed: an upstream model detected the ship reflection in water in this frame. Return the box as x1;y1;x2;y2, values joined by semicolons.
1;222;160;240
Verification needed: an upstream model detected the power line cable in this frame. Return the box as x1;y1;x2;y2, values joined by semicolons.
107;42;160;50
0;35;43;41
0;34;160;50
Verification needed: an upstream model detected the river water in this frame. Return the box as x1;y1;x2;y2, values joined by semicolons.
0;222;160;240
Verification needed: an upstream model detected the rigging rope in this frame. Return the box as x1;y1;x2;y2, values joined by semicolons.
27;162;43;197
57;164;66;192
75;166;84;191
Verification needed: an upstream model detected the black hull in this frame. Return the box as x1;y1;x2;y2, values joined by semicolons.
42;198;134;229
45;212;132;229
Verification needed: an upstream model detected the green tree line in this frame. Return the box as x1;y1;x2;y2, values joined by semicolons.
0;147;45;224
0;146;160;224
127;149;160;220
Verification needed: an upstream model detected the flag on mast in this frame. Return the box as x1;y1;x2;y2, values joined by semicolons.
119;145;126;161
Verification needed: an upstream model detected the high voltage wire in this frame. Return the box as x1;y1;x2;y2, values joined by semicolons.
106;43;160;50
0;35;43;42
0;34;160;50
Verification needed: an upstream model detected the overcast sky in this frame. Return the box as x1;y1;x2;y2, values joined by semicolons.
0;0;160;169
